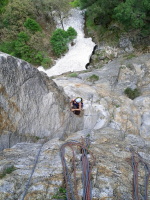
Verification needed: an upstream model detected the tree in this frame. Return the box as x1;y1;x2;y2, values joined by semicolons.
0;0;35;40
24;18;42;32
50;28;68;56
114;0;150;29
32;0;71;29
1;0;35;26
80;0;96;9
49;0;71;29
0;0;9;14
0;0;53;67
80;0;121;27
50;27;77;56
79;0;150;34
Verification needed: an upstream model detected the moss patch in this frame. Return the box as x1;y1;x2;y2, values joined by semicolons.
0;166;16;179
68;72;78;77
124;87;140;100
52;187;67;199
87;74;99;82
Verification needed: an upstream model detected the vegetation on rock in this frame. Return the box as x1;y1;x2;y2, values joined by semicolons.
0;0;9;14
52;187;67;199
0;0;71;67
124;87;140;100
24;18;42;32
50;27;77;56
79;0;150;42
68;72;78;77
0;166;16;179
87;74;99;82
0;0;149;65
69;0;81;7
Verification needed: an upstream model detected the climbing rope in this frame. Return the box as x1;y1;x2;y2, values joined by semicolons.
60;137;95;200
131;149;150;200
21;107;98;200
21;143;44;200
21;113;71;200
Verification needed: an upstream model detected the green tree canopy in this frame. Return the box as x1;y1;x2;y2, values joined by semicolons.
0;0;9;14
114;0;150;29
50;27;77;56
80;0;120;27
1;0;35;26
32;0;71;28
24;18;42;32
79;0;150;33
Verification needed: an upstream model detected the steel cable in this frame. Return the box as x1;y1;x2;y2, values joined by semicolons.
60;138;95;200
21;110;97;199
21;143;44;200
131;150;150;200
21;113;71;200
144;164;150;200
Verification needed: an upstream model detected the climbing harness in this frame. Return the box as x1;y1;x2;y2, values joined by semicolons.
131;149;150;200
60;137;95;200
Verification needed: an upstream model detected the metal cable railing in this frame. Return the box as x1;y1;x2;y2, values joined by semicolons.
131;149;150;200
60;138;95;200
21;113;71;200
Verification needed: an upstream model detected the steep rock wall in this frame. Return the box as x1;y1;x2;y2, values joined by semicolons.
0;52;84;150
0;52;150;200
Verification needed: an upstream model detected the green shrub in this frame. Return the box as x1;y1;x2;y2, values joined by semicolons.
88;74;99;82
41;57;52;69
0;36;52;66
12;32;29;57
17;32;30;42
115;104;120;108
0;41;16;55
0;166;16;179
50;28;68;56
68;72;78;77
70;0;80;7
14;40;30;57
0;0;9;14
52;187;66;199
0;39;31;63
124;87;140;100
123;53;136;60
24;18;42;32
50;27;77;56
141;25;150;37
67;27;77;39
114;0;148;29
33;51;52;67
35;51;44;63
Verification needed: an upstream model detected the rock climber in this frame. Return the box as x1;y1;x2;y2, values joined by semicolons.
70;97;83;115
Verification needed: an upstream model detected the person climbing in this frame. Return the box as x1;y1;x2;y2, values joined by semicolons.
70;97;83;115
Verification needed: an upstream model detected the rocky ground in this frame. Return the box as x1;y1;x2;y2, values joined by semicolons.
0;128;150;199
0;52;150;199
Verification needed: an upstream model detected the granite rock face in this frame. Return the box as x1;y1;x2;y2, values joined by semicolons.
55;53;150;140
0;52;84;150
0;52;150;199
119;37;134;53
0;128;150;200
